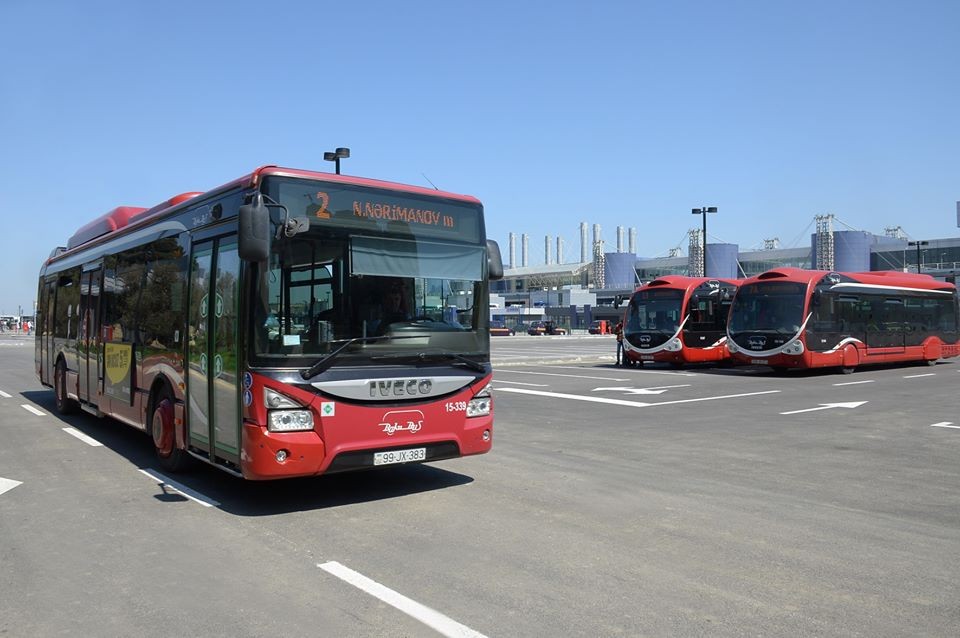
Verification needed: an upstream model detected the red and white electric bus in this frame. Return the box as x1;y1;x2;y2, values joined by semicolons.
36;165;503;479
726;267;959;372
621;276;739;367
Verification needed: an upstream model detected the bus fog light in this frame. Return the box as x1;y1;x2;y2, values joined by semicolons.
267;409;314;432
276;449;289;463
482;429;491;441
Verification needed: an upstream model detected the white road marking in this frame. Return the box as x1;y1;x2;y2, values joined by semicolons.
62;427;103;447
0;477;23;496
318;561;488;638
495;370;630;381
0;390;12;398
138;469;220;508
497;387;780;408
543;365;697;377
20;404;45;416
832;380;875;386
780;401;868;415
491;380;549;387
930;422;960;429
903;373;936;379
592;384;691;395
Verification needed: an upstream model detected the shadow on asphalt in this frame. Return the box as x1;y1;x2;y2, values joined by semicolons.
22;389;476;516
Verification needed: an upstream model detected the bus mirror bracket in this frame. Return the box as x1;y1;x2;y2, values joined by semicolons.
238;194;271;262
487;239;504;280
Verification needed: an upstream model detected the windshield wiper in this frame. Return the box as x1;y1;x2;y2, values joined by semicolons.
300;335;425;380
372;351;487;373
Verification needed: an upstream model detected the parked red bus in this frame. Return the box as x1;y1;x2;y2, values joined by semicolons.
622;276;739;367
36;165;504;479
726;268;959;373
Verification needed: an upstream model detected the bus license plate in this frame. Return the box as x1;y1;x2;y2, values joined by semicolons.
640;355;654;361
750;359;767;365
373;448;426;466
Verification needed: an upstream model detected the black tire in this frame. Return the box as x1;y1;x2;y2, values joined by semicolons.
151;390;192;472
840;366;855;375
54;359;77;415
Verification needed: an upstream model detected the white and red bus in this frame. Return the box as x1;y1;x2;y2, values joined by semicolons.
36;165;503;479
726;267;959;373
622;276;739;367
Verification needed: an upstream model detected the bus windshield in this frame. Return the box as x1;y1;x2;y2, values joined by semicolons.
625;289;684;333
728;281;807;335
252;178;489;367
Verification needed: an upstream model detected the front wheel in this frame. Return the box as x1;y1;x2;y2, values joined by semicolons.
54;360;77;415
151;392;192;472
840;366;855;375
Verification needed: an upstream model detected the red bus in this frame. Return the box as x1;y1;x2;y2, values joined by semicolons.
36;165;504;479
621;276;739;367
726;268;959;373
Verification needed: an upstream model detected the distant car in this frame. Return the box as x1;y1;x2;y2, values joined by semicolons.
489;320;515;336
589;320;612;335
527;321;567;335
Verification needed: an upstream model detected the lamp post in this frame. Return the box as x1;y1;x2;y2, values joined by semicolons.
323;147;350;174
908;240;929;274
691;206;718;277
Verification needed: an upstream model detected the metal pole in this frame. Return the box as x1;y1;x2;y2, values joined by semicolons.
701;208;708;277
335;158;341;175
917;243;922;274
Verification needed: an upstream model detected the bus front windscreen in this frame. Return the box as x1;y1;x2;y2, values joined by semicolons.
728;282;807;335
626;289;684;334
252;179;489;368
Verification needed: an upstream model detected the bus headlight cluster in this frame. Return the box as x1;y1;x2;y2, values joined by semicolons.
783;339;805;356
727;341;739;354
664;338;682;352
264;387;315;432
467;384;492;418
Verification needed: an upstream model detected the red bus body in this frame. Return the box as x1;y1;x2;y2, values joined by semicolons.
622;276;739;366
727;268;960;372
36;166;499;480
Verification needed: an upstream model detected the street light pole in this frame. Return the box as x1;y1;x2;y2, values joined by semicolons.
691;206;718;277
908;240;929;274
323;147;351;175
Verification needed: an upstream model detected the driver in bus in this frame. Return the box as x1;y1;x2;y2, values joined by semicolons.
374;280;411;333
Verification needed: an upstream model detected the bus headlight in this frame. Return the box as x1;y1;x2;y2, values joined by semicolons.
727;341;738;354
665;338;682;352
264;387;314;431
783;339;805;356
467;384;492;418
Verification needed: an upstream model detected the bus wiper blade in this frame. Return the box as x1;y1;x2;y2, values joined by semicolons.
300;335;425;380
372;352;487;373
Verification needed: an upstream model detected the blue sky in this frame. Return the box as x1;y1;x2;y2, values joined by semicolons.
2;0;958;314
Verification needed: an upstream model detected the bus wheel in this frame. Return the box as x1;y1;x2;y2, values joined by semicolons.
54;359;77;415
925;358;937;366
840;366;855;374
151;392;190;472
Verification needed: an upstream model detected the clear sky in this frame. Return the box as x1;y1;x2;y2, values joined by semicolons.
2;0;958;314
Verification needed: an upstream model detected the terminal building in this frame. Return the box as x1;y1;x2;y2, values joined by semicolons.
490;221;960;332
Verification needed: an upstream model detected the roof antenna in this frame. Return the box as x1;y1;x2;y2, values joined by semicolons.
421;173;440;190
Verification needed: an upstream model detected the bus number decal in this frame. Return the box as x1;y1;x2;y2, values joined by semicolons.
445;401;467;412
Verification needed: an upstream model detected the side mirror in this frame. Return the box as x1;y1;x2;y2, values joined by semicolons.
487;239;504;280
239;194;270;262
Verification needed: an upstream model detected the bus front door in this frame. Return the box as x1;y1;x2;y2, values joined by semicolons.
187;238;241;468
78;266;102;404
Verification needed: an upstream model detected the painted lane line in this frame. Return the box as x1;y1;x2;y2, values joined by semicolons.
593;384;691;396
0;477;23;497
903;373;936;379
138;469;220;508
496;370;630;381
930;422;960;429
491;380;549;387
318;561;488;638
0;390;12;398
780;401;868;415
62;427;104;447
20;404;45;416
832;380;875;386
497;387;780;408
542;365;697;377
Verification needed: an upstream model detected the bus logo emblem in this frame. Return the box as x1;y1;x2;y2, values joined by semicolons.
379;410;424;435
748;336;767;349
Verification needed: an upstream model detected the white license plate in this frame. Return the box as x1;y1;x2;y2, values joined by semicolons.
640;355;654;361
750;359;767;365
373;448;426;466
